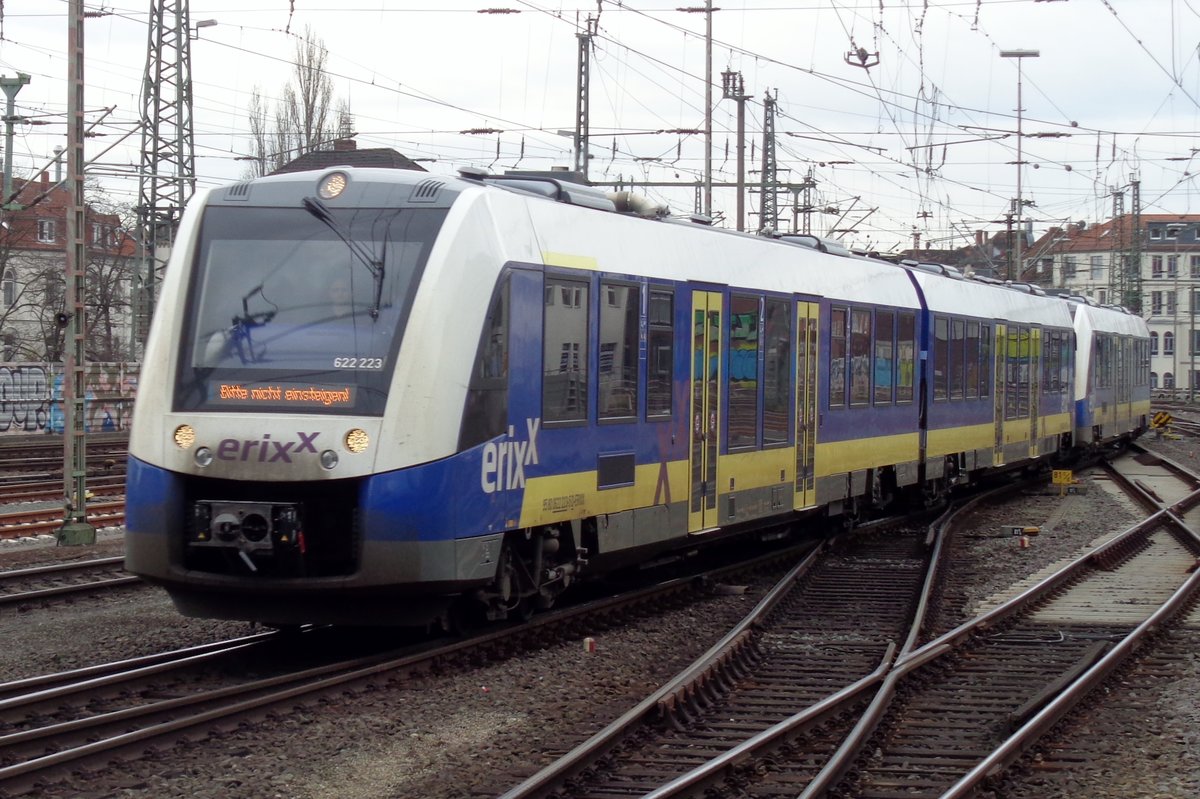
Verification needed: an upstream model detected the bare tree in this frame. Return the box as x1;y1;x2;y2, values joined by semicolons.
263;26;340;169
245;87;271;179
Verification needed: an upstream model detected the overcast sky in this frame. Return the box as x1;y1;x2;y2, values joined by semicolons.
1;0;1199;251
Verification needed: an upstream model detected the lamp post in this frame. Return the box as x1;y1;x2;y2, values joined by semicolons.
1000;49;1039;282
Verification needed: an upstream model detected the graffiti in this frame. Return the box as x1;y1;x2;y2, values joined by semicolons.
0;362;139;436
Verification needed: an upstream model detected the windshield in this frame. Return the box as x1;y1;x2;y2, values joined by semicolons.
174;204;447;415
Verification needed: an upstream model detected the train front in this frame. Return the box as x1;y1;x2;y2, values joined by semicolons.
125;167;505;627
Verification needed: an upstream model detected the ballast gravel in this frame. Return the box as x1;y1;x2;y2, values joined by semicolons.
0;443;1197;798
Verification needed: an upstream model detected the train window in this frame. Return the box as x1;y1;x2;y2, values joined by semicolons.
543;276;589;423
1005;327;1020;420
647;289;673;418
459;276;510;451
933;316;949;401
830;307;848;408
897;311;915;404
763;299;791;445
980;324;992;397
599;282;640;421
874;310;894;405
849;309;871;407
728;295;760;449
965;321;980;399
950;319;965;400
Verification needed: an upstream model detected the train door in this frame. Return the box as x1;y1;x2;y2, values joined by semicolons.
689;290;723;534
993;323;1006;466
1029;326;1041;458
1117;337;1131;423
795;300;819;510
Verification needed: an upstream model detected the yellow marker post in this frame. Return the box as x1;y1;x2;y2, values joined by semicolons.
1052;469;1074;497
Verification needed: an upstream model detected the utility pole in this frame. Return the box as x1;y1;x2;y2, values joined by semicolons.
1129;178;1142;312
573;15;597;179
721;69;751;231
1;72;30;208
1000;49;1039;285
135;0;200;356
704;0;712;218
60;0;93;546
760;90;777;232
1004;206;1016;281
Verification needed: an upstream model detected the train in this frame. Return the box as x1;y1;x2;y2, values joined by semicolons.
124;165;1151;627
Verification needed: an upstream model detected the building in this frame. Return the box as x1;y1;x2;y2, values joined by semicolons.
1028;214;1200;394
0;171;139;362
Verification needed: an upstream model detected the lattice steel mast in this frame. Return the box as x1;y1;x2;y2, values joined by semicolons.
134;0;198;353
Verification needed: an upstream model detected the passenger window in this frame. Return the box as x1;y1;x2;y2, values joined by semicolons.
850;308;871;406
980;324;992;397
728;295;759;449
598;282;640;421
934;316;949;401
897;311;915;404
830;307;847;407
763;299;791;445
646;289;673;418
966;321;980;399
543;276;589;423
459;275;510;450
874;310;894;405
951;319;965;399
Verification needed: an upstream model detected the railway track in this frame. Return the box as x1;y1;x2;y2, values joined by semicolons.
491;455;1200;799
0;537;819;797
0;557;140;606
0;501;125;541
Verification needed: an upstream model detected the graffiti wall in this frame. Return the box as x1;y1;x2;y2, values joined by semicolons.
0;362;139;435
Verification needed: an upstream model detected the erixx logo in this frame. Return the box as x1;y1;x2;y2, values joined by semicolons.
216;432;320;463
481;418;540;493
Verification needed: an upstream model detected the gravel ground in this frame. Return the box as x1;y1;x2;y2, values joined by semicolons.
2;443;1198;798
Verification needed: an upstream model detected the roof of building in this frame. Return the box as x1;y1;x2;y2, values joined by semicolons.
270;138;427;175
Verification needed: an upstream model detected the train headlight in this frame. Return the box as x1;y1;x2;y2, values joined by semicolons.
318;171;348;200
319;449;339;470
345;428;369;453
194;447;214;468
173;424;196;449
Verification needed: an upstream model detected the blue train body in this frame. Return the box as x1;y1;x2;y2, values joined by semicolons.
124;167;1150;627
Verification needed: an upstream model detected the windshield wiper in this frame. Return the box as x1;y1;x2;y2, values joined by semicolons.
303;196;385;319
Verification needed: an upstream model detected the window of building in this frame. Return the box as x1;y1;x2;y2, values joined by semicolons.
1167;226;1181;240
646;288;673;418
36;220;55;243
1;333;14;361
543;276;589;423
1098;289;1108;305
598;282;639;421
1165;331;1175;355
1151;331;1159;354
1090;255;1103;279
1168;291;1178;315
1064;256;1076;277
1152;255;1164;278
1150;372;1158;390
1;270;13;308
1152;291;1163;315
1191;255;1200;278
727;295;760;448
1150;227;1163;240
1169;255;1180;277
1165;372;1175;389
762;299;791;444
1192;330;1200;356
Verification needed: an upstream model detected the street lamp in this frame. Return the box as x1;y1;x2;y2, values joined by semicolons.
191;19;217;40
1000;49;1039;282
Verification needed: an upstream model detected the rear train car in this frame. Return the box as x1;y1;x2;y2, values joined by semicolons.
1069;299;1151;446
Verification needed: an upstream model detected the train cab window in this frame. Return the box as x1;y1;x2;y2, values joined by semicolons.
849;309;871;406
830;307;848;408
543;276;589;423
933;316;949;401
897;311;915;403
950;319;965;400
646;289;674;418
728;295;760;449
763;299;791;445
459;276;510;451
965;321;980;399
598;282;640;421
874;310;894;404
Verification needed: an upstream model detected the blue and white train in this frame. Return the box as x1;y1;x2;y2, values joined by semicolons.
124;166;1150;627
